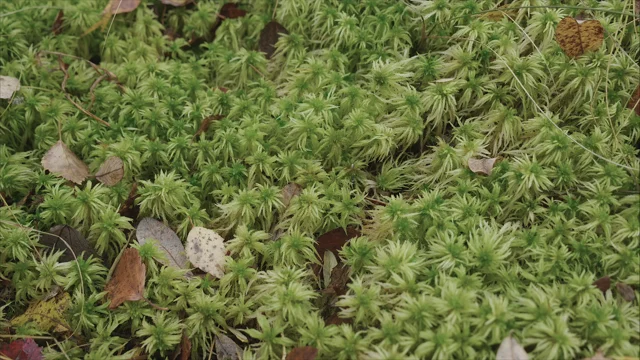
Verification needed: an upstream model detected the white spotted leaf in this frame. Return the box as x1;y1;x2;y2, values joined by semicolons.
186;227;225;278
496;334;528;360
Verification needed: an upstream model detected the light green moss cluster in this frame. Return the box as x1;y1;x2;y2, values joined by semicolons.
1;0;639;359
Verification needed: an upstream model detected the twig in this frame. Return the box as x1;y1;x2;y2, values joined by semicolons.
143;297;169;311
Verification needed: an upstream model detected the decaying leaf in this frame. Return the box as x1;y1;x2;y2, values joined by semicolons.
259;21;288;59
583;349;611;360
468;157;499;175
628;84;640;116
136;218;188;270
281;182;302;208
219;3;247;19
616;282;636;302
41;140;90;184
186;227;226;278
286;346;318;360
179;331;192;360
95;156;124;186
555;17;604;57
0;75;20;99
322;251;338;289
325;263;351;296
10;292;71;333
39;225;94;262
215;333;243;360
316;226;360;259
193;114;224;139
84;0;142;35
479;7;518;21
52;10;64;35
0;338;43;360
593;276;611;294
161;0;192;6
105;248;146;309
496;334;528;360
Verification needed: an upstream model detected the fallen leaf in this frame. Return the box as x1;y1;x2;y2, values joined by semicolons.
316;226;360;259
0;338;43;360
179;331;191;360
0;76;20;99
41;140;90;184
327;264;351;296
583;349;611;360
193;115;224;139
555;17;604;57
616;282;636;302
434;77;456;83
39;225;94;262
468;157;499;175
186;227;226;278
105;248;146;309
106;0;141;14
10;292;71;333
593;276;611;294
219;3;247;19
496;334;528;360
161;0;192;6
285;346;318;360
118;182;139;218
322;251;338;289
325;313;352;326
52;10;64;35
95;156;124;186
259;21;288;59
281;182;302;208
215;333;243;360
628;85;640;116
136;218;189;270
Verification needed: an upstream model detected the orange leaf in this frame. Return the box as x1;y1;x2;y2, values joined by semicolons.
105;248;146;309
555;17;604;57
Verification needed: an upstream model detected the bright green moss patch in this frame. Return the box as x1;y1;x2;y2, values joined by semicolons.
1;0;640;359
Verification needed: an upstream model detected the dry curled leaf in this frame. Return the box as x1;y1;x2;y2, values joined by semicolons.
259;21;288;59
136;218;189;270
220;3;247;19
52;10;64;35
281;182;302;208
10;292;70;333
286;346;318;360
215;334;243;360
555;17;604;57
496;334;529;360
628;85;640;116
468;157;499;176
316;226;360;259
0;75;20;99
39;225;94;262
42;140;90;184
95;156;124;186
616;282;636;302
593;276;611;294
186;227;226;278
105;248;146;309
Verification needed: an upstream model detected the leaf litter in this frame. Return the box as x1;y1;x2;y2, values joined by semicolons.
186;227;226;278
136;217;189;271
105;248;146;309
41;140;90;184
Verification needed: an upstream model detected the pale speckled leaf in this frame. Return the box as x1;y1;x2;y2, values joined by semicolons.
0;76;20;99
215;333;242;360
95;156;124;186
186;227;226;278
468;157;499;175
41;140;90;184
281;182;302;208
496;335;528;360
136;218;189;270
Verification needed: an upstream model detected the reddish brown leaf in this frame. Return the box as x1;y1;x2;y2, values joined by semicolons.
628;85;640;116
220;3;247;19
193;115;224;139
315;226;360;260
118;182;139;219
325;313;352;326
555;17;604;57
161;0;192;6
52;10;64;35
259;21;288;59
616;282;636;302
281;183;302;208
593;276;611;294
105;248;146;309
179;331;191;360
0;338;43;360
286;347;318;360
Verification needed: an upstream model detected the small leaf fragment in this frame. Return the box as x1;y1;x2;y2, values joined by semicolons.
136;218;189;270
281;182;302;208
259;21;288;59
628;85;640;116
106;0;141;14
161;0;192;6
219;3;247;19
592;276;611;294
41;140;90;184
215;333;243;360
286;346;318;360
39;225;94;262
496;334;528;360
10;292;71;333
52;10;64;35
316;226;360;259
583;349;611;360
186;227;226;278
179;331;192;360
0;338;43;360
95;156;124;186
468;157;499;175
322;251;338;289
616;282;636;302
0;76;20;99
105;248;146;309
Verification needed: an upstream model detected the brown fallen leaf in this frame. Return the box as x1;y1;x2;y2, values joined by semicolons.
286;347;318;360
52;10;64;35
179;331;191;360
186;227;226;278
95;156;125;186
467;157;499;176
84;0;142;35
193;115;224;139
281;182;302;208
215;333;243;360
219;3;247;19
322;251;338;289
0;76;20;99
496;334;529;360
325;263;351;296
593;276;611;294
628;84;640;116
118;182;139;218
39;225;95;262
583;349;611;360
42;140;90;184
555;17;604;57
105;248;146;309
316;226;360;260
259;21;288;59
616;282;636;302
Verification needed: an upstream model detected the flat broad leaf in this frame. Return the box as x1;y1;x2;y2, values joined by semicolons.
39;225;94;262
42;140;90;184
281;182;302;208
259;21;288;59
0;76;20;99
0;338;43;360
468;157;499;176
592;276;611;294
136;218;188;270
186;227;226;278
105;248;146;309
215;333;242;360
496;335;528;360
555;17;604;57
286;346;318;360
616;282;636;302
95;156;124;186
322;251;338;289
316;226;360;259
220;3;247;19
10;292;70;333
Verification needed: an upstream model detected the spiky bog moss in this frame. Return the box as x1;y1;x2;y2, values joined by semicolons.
1;0;639;359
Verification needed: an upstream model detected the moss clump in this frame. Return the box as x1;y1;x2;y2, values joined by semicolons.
1;0;639;359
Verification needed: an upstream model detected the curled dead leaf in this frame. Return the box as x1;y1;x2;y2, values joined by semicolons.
0;75;20;99
468;157;499;176
41;140;90;184
95;156;124;186
496;334;528;360
555;17;604;57
259;21;288;59
628;85;640;116
186;227;226;278
105;248;146;309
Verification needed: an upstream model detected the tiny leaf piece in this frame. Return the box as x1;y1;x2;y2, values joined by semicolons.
0;338;43;360
322;251;338;289
161;0;192;6
555;17;604;57
316;226;360;259
10;292;71;333
215;333;243;360
628;84;640;116
39;225;94;262
616;282;636;302
468;157;499;176
0;75;20;99
281;182;302;208
259;21;288;59
52;10;64;35
42;140;90;184
106;0;141;14
592;276;611;294
186;227;226;278
95;156;125;186
179;331;192;360
583;349;611;360
220;3;247;19
286;346;318;360
105;248;146;309
136;218;189;270
496;334;529;360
